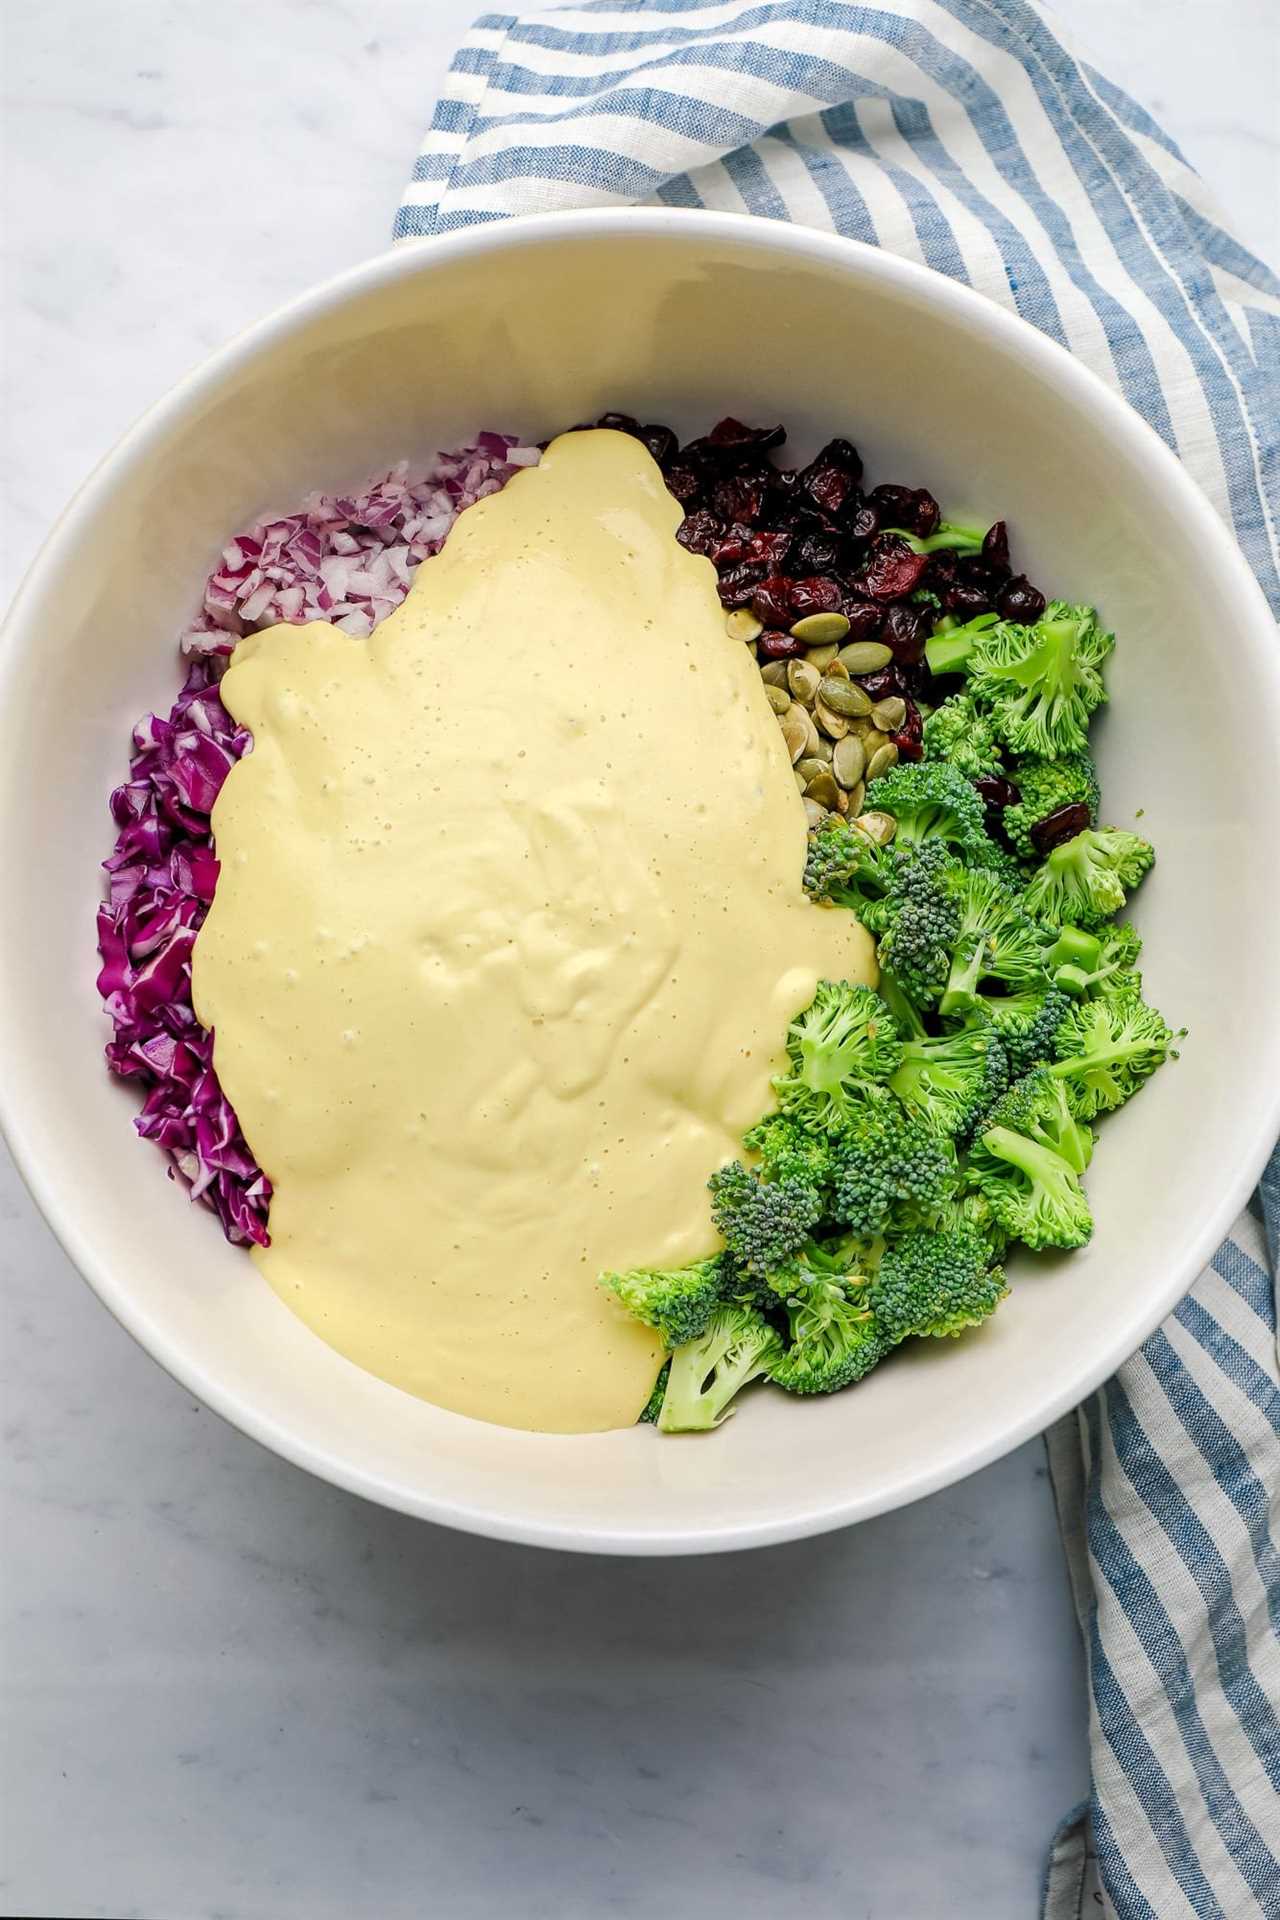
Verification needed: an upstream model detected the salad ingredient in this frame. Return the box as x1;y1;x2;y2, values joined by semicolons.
1001;751;1101;859
601;1260;725;1350
1022;826;1156;928
657;1306;784;1432
924;603;1113;757
191;429;872;1433
1049;995;1178;1117
967;1070;1096;1251
99;437;536;1237
867;1227;1008;1341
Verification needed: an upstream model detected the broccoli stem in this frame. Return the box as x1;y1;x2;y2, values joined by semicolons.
981;1123;1072;1200
884;521;986;557
1047;926;1102;973
924;611;998;677
939;946;984;1018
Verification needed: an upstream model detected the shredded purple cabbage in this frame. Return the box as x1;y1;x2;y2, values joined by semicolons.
97;436;539;1246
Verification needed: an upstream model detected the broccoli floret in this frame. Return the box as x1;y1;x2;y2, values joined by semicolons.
876;842;963;1010
981;1065;1094;1173
1003;751;1101;859
771;980;903;1133
967;1069;1095;1250
602;1257;726;1350
1048;921;1143;999
928;1187;1009;1262
977;985;1074;1078
1050;992;1177;1118
864;760;992;859
926;603;1113;757
921;694;1005;781
869;1227;1008;1341
889;1026;1009;1139
708;1159;822;1279
937;866;1051;1017
1022;827;1155;930
770;1267;886;1395
742;1112;836;1188
804;819;897;929
638;1361;670;1424
829;1103;962;1237
658;1305;783;1431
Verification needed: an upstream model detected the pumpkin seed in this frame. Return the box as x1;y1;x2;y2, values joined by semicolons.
726;609;764;643
802;797;830;829
822;657;851;681
810;733;834;762
855;809;897;845
865;740;899;783
794;768;810;795
834;787;850;816
813;700;849;741
796;756;830;785
790;611;850;645
780;707;809;763
805;769;841;809
765;683;792;714
871;695;908;732
832;734;866;791
851;715;879;743
844;780;866;816
837;640;893;674
804;642;840;670
817;675;870;718
797;707;822;757
760;661;789;687
786;659;822;705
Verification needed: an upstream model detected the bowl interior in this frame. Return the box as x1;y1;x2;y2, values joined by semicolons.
3;214;1278;1551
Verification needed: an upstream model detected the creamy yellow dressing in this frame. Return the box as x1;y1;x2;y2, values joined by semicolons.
192;429;874;1433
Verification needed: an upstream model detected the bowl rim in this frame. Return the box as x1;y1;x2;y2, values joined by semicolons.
3;205;1279;1555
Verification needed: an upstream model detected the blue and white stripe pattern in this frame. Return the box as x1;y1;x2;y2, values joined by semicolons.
396;7;1280;1914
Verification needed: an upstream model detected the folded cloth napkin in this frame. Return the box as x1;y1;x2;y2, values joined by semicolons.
396;7;1280;1915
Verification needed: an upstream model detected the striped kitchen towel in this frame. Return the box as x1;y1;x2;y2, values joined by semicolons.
395;6;1280;1917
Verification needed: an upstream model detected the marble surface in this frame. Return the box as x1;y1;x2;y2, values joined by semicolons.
0;6;1273;1917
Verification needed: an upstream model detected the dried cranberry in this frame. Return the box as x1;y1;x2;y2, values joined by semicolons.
751;576;795;627
791;526;845;576
868;484;940;539
819;437;863;473
709;522;753;565
881;604;928;665
849;504;879;541
676;510;724;558
788;575;843;619
707;416;786;455
798;459;858;519
891;698;924;761
665;460;705;505
861;534;930;601
944;582;995;620
746;528;793;570
768;466;801;499
855;666;905;702
1031;802;1091;854
981;520;1011;572
710;471;769;525
596;411;641;435
841;598;885;641
716;563;765;609
758;630;807;662
640;423;678;468
998;575;1047;623
974;774;1021;812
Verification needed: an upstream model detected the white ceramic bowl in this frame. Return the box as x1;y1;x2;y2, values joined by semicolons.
3;211;1278;1554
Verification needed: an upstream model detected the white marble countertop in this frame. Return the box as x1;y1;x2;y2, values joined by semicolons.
1;6;1273;1917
